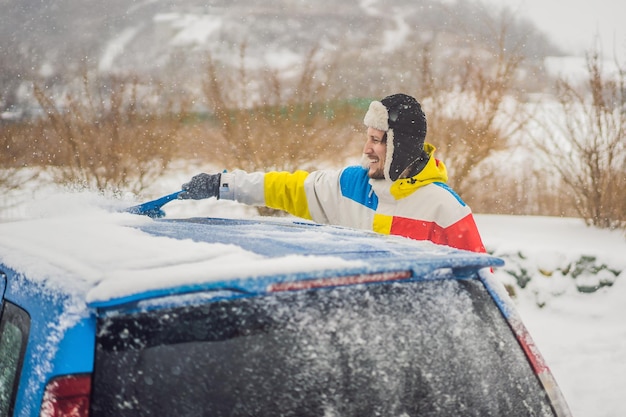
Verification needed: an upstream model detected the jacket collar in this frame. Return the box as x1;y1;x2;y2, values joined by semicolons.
389;143;448;199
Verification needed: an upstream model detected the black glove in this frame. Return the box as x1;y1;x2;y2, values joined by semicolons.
179;173;221;200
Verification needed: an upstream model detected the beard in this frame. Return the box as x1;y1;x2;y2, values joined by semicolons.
360;154;385;179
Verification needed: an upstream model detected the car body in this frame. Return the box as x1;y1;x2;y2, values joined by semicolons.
0;216;572;416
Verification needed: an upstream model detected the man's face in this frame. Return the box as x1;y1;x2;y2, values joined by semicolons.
363;127;387;179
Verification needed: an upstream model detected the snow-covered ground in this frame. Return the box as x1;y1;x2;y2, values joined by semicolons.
475;214;626;417
1;184;625;417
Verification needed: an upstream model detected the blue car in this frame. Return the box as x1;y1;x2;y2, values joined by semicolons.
0;216;572;417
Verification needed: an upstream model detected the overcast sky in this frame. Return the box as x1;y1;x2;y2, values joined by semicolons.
485;0;626;61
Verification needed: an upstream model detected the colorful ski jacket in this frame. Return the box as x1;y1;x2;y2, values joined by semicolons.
219;144;486;253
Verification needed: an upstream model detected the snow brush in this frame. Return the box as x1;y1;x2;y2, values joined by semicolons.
125;191;182;218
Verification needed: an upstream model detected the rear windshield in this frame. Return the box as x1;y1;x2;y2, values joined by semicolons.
92;279;555;417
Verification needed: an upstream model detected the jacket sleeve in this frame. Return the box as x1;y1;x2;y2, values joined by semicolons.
219;170;266;206
220;169;349;224
219;169;314;220
264;170;313;220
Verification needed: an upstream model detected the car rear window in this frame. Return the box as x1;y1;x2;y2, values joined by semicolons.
92;278;555;417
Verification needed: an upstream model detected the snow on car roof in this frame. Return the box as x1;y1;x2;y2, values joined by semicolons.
0;192;501;307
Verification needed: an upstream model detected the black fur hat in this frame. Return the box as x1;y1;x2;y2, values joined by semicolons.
363;93;428;181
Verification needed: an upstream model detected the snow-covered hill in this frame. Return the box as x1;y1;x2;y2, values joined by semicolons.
1;0;562;117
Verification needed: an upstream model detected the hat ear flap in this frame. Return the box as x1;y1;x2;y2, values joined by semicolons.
387;128;423;181
384;129;395;181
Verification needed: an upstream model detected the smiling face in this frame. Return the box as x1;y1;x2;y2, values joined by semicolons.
362;127;387;179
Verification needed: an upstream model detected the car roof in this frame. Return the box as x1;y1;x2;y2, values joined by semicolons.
143;217;476;259
1;216;503;311
95;217;503;306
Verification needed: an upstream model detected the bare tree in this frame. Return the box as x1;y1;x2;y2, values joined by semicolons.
533;51;626;229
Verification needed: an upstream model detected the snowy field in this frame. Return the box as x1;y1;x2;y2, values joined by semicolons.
475;214;626;417
1;184;625;417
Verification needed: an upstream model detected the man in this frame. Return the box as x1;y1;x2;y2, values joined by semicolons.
179;93;486;253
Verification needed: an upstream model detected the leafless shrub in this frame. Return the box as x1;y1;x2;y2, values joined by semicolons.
31;72;191;194
0;121;41;213
533;51;626;229
425;39;528;202
465;159;580;217
200;43;363;174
